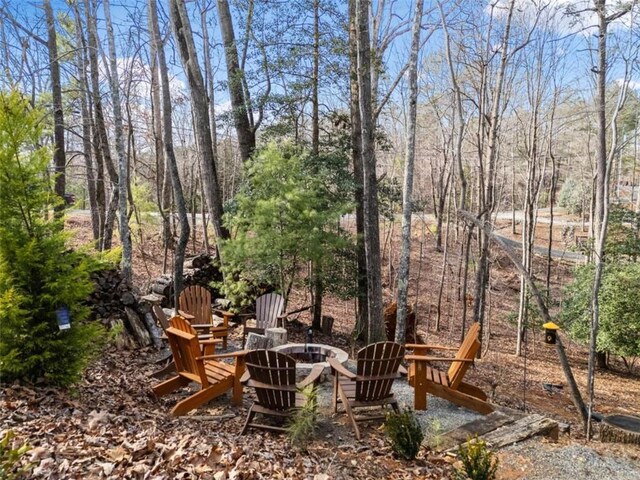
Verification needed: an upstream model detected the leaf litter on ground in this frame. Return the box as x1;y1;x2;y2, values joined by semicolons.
0;346;453;479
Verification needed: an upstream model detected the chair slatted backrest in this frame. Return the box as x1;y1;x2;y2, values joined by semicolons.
166;316;208;387
245;350;296;411
355;342;404;402
152;305;170;332
255;293;285;330
447;322;480;389
179;285;212;325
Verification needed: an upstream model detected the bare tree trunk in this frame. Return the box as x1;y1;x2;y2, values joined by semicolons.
395;0;424;345
546;102;559;296
587;1;609;440
72;2;100;242
349;0;368;341
356;0;384;343
216;0;255;162
200;2;218;159
169;0;228;244
587;0;634;438
472;0;517;352
103;0;132;282
44;0;66;217
438;0;466;212
310;0;323;330
84;0;118;250
149;0;191;307
436;172;454;331
149;30;171;254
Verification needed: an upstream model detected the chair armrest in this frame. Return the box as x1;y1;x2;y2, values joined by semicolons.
213;309;234;327
405;355;474;363
176;310;195;320
199;339;222;345
328;357;356;380
405;344;458;351
197;350;250;361
240;370;250;384
398;364;408;376
297;364;324;389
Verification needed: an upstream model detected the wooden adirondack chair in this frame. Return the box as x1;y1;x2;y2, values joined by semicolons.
405;322;493;414
238;293;285;348
179;285;230;350
328;342;404;440
241;349;323;434
151;316;246;416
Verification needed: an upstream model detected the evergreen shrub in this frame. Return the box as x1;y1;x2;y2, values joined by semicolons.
0;91;104;386
453;436;498;480
383;408;424;460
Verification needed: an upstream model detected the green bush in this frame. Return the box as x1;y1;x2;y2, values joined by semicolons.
219;142;354;306
605;205;640;261
0;91;104;386
453;436;498;480
558;177;586;215
0;431;32;479
560;263;640;359
383;408;424;460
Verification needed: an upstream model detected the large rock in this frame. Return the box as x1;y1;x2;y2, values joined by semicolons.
245;333;272;350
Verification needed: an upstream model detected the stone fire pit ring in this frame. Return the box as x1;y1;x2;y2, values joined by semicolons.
272;343;349;378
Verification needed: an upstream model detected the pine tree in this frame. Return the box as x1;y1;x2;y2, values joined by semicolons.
0;91;103;386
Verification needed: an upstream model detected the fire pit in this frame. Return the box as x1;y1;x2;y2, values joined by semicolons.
272;343;349;379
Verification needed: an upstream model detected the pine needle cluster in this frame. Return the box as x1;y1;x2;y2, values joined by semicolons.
286;384;319;452
453;436;499;480
0;91;104;386
383;408;424;460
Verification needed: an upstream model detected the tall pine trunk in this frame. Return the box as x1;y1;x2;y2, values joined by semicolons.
348;0;368;340
216;0;255;163
44;0;66;217
356;0;384;343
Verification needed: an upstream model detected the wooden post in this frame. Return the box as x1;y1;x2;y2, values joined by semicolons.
321;315;334;336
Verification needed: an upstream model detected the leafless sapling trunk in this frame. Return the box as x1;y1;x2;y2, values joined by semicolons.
169;0;228;244
395;0;424;344
149;0;191;306
103;0;132;282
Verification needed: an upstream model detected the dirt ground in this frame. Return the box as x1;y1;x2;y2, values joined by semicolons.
34;211;638;479
66;212;640;428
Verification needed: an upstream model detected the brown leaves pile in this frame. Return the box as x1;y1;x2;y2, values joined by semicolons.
1;347;452;479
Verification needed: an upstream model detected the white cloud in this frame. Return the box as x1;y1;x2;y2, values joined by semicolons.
616;78;640;91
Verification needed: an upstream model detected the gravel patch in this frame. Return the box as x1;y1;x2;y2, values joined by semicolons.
314;359;482;437
500;439;640;480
